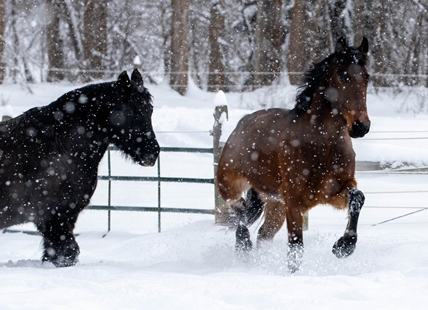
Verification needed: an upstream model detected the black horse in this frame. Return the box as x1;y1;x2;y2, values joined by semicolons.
0;69;160;267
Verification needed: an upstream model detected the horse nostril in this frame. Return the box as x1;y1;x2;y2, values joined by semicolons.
350;120;370;138
364;120;371;134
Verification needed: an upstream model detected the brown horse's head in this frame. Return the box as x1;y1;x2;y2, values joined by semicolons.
328;37;370;138
296;37;370;138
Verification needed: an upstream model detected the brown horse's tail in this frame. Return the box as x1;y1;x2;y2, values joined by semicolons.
234;189;265;253
241;189;265;227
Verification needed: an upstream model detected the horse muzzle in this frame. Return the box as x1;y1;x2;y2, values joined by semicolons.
139;153;158;167
139;143;160;167
350;120;371;138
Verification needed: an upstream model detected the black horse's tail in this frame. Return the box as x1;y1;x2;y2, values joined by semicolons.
236;188;265;227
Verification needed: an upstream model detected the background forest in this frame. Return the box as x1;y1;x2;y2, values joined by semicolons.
0;0;426;97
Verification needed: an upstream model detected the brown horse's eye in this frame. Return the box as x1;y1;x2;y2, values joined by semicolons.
338;71;349;83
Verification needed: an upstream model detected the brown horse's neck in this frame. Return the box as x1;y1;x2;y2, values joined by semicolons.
294;91;348;136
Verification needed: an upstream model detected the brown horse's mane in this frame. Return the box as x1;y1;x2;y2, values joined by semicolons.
294;46;369;116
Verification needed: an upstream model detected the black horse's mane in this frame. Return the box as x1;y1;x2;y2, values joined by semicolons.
0;79;153;155
294;45;368;115
4;80;152;128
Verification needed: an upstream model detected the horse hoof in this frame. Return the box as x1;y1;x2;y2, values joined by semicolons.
288;244;303;273
52;256;79;268
332;236;356;258
43;254;79;267
235;224;253;253
42;245;80;267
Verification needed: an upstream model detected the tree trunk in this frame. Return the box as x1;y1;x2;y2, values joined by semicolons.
46;0;64;82
0;0;5;83
329;0;347;40
170;0;189;95
353;0;372;46
61;1;84;68
254;0;282;87
371;0;389;87
83;0;107;80
287;0;309;85
208;1;225;92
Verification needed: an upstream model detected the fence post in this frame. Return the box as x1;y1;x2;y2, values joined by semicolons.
1;104;13;122
157;154;162;233
212;93;229;224
303;212;308;231
107;148;111;232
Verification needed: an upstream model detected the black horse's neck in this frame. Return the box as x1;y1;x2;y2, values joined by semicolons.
47;84;114;159
0;83;116;165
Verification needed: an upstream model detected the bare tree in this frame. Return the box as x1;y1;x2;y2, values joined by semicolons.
83;0;107;80
169;0;189;95
253;0;282;87
287;0;310;85
46;0;64;82
329;0;348;40
208;0;225;92
161;1;172;79
0;0;4;83
9;0;33;84
62;0;84;68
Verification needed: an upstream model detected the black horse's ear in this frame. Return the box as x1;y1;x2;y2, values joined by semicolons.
117;71;131;89
335;36;348;53
358;37;369;54
131;69;144;86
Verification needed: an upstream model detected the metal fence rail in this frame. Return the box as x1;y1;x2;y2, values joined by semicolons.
4;112;427;235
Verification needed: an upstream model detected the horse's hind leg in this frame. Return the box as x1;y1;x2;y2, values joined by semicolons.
234;189;266;252
217;176;254;253
332;187;365;258
37;217;80;267
257;200;287;244
235;215;253;253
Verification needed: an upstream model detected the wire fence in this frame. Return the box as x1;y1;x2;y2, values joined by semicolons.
2;106;428;234
87;128;428;231
354;128;428;224
33;68;428;92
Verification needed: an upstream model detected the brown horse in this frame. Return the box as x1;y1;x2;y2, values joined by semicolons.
217;37;370;272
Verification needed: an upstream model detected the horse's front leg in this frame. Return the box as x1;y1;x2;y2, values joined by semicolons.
37;217;80;267
332;187;365;258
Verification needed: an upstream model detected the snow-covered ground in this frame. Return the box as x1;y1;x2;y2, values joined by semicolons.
0;78;428;309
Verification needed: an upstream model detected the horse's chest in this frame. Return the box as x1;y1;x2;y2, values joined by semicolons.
280;136;355;186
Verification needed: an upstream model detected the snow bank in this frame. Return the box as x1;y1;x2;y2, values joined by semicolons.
0;81;427;309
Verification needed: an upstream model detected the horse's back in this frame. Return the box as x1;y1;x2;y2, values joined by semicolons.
235;108;291;129
225;107;292;150
227;108;292;147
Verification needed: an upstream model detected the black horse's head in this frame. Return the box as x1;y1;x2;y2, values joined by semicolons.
107;69;160;166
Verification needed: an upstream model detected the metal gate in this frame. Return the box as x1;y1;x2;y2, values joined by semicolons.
89;146;216;233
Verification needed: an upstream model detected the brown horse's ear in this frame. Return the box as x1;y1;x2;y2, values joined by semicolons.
335;36;348;53
358;37;369;54
117;71;132;89
131;69;144;86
